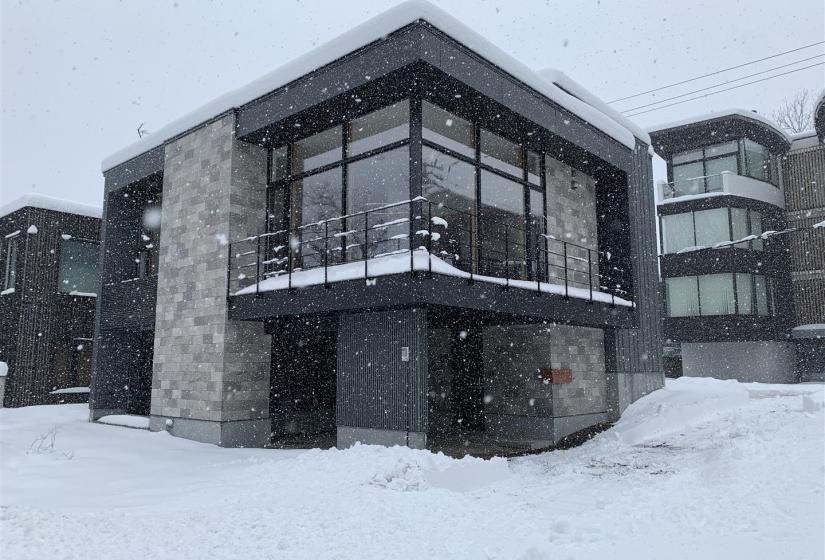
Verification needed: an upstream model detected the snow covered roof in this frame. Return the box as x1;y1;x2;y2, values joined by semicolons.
648;109;792;144
789;130;820;151
102;0;647;172
0;193;102;219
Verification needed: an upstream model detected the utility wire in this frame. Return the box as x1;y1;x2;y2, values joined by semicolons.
621;54;825;114
625;62;825;117
608;40;825;103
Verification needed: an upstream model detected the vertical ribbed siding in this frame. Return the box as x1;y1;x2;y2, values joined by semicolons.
783;144;825;325
615;141;664;375
336;308;427;433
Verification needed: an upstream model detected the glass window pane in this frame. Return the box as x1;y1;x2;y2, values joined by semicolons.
750;211;763;250
736;273;753;314
744;139;771;183
292;168;343;268
661;212;695;254
704;155;737;191
705;141;738;157
698;274;735;315
348;100;409;156
754;275;769;316
480;130;523;178
347;147;410;259
672;162;704;196
270;145;289;182
58;240;99;294
422;101;475;158
423;146;476;270
672;149;703;165
292;126;342;174
730;208;749;248
694;208;730;248
527;151;541;185
666;276;699;317
480;170;525;278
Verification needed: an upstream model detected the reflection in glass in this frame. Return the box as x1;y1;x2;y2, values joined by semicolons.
292;168;343;268
292;126;342;174
480;129;522;177
736;273;753;314
731;208;749;249
422;101;475;157
348;100;409;156
346;147;410;260
699;274;735;315
423;146;476;270
672;161;704;196
661;213;694;254
694;208;730;248
480;170;525;278
270;145;289;182
666;276;699;317
59;240;99;294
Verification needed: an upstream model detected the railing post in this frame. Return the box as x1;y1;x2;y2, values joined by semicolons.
288;230;294;292
427;201;433;277
563;241;569;298
255;236;261;297
535;234;541;295
324;221;330;289
468;216;474;285
364;211;369;280
504;226;510;290
587;248;593;303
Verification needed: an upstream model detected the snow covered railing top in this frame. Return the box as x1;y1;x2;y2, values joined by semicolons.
659;171;732;200
227;198;634;307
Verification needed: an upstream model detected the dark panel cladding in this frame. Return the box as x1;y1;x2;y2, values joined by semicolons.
336;308;427;433
615;142;664;377
0;206;100;407
103;145;165;192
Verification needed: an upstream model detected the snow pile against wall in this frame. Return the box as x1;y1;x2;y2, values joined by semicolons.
102;0;647;171
0;193;102;219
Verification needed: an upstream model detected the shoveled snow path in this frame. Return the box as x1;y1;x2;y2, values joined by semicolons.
1;378;823;560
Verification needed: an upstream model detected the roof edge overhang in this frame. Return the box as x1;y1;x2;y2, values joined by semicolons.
101;0;646;174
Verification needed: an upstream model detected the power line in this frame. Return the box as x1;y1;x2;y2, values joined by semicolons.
620;54;825;114
608;40;825;104
625;62;825;117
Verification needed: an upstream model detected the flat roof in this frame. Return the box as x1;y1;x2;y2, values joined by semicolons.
0;193;102;219
102;0;649;173
648;108;791;143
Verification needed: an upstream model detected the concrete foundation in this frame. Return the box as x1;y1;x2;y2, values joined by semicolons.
681;341;796;383
337;427;427;449
148;415;271;447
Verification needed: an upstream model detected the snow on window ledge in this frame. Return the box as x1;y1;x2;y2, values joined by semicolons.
1;288;15;296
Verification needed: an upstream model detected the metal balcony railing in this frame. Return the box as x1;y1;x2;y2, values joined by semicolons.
227;198;632;305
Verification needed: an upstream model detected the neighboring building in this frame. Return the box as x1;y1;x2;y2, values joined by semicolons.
0;194;102;407
91;1;663;450
649;102;825;383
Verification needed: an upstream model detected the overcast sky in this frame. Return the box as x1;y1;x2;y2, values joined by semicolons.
2;0;823;207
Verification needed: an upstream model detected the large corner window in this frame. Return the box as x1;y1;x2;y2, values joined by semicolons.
665;273;773;317
3;234;19;292
670;138;777;196
660;207;764;254
268;100;410;270
58;239;100;295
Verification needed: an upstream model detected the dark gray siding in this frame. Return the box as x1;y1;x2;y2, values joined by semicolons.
615;142;664;379
336;308;428;433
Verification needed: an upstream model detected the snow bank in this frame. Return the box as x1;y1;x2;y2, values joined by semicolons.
648;108;792;144
102;0;646;171
49;387;90;395
0;193;102;219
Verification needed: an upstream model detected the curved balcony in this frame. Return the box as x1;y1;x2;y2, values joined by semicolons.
657;171;784;208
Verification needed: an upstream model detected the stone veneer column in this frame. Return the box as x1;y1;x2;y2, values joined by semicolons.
148;113;272;447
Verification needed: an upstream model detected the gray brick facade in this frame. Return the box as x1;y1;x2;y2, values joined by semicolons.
149;114;271;445
544;156;599;290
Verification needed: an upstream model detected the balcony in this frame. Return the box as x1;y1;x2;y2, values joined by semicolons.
226;199;636;324
658;171;784;208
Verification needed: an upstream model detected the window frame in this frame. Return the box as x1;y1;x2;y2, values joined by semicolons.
57;237;100;295
669;138;778;191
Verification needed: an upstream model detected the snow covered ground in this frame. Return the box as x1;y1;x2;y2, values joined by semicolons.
1;378;823;560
